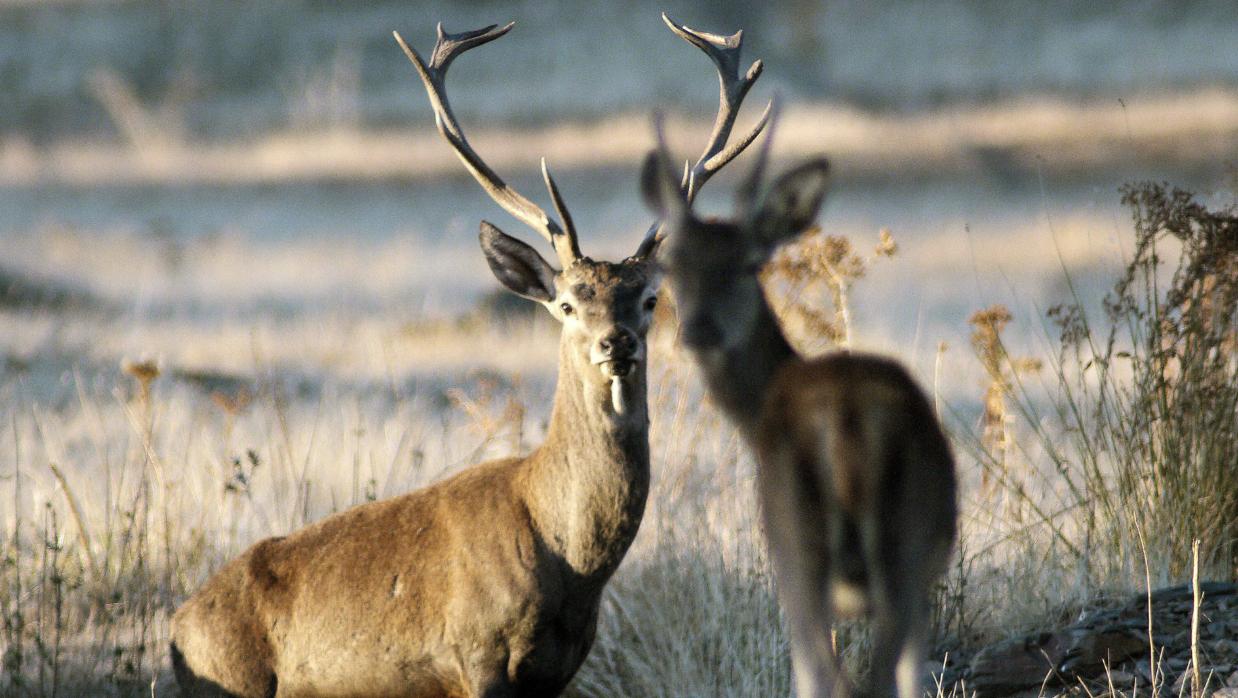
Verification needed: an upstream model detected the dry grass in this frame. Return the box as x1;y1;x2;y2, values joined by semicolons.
762;225;899;352
957;183;1237;580
1;183;1235;696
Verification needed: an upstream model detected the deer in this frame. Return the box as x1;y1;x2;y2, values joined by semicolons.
168;18;765;698
641;22;958;698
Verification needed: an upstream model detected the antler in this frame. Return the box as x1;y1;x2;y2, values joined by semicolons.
394;23;582;268
635;13;772;258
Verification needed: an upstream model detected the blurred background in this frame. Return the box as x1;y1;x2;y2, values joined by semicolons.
5;0;1238;140
4;4;1237;694
2;0;1237;396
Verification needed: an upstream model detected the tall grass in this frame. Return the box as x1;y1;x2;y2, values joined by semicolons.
957;182;1237;588
0;321;792;696
0;183;1234;696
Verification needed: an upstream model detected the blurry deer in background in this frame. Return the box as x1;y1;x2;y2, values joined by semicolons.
643;16;958;697
169;19;706;698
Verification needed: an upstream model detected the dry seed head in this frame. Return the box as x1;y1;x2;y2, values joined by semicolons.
875;228;898;257
121;357;160;401
121;358;160;383
761;227;898;351
211;388;253;417
969;305;1013;379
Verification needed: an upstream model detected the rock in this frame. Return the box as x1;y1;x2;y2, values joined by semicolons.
1058;624;1148;676
1133;659;1155;682
1172;671;1203;694
1205;666;1234;687
964;581;1238;697
968;632;1062;697
968;623;1148;696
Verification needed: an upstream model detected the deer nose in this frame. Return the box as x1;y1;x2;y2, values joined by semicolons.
597;328;638;360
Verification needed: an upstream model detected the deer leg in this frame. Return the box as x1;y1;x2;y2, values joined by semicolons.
771;536;840;698
895;616;928;698
759;453;847;698
867;588;928;698
861;509;931;698
861;546;900;698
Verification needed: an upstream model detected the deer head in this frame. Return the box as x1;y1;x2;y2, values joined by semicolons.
394;23;672;419
478;219;660;417
642;110;831;359
394;15;771;417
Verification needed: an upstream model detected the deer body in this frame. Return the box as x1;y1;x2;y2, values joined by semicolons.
172;326;651;697
758;354;956;698
171;22;664;698
642;55;958;695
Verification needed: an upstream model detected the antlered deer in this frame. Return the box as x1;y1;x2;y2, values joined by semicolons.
169;18;765;698
642;23;958;697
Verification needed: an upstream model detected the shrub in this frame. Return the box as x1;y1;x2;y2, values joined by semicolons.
967;182;1237;581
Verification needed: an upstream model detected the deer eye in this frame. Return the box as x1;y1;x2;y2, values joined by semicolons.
644;296;658;311
560;302;574;316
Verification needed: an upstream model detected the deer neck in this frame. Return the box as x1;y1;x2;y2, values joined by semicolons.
697;295;796;440
523;337;651;581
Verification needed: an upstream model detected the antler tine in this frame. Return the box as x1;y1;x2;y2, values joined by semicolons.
394;24;581;267
540;159;580;254
662;12;771;204
737;97;780;216
634;113;675;259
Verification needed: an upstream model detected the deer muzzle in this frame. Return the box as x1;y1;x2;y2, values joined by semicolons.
592;328;643;415
592;329;641;377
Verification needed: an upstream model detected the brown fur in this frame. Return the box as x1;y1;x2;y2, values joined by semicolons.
756;355;957;698
171;257;661;698
646;150;957;698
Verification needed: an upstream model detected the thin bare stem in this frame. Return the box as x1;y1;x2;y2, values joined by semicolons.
46;463;100;583
1190;539;1202;698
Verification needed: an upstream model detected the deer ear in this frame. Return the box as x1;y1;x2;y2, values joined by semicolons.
751;159;830;249
640;150;688;223
479;221;557;302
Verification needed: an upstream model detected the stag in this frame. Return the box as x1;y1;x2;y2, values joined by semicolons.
642;18;958;698
169;17;764;697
